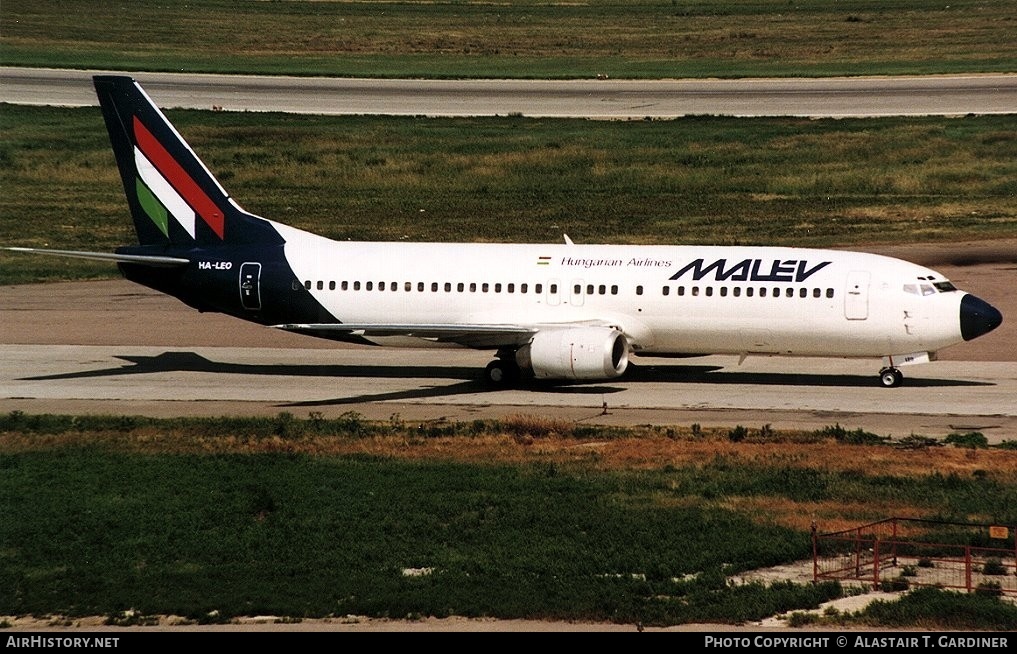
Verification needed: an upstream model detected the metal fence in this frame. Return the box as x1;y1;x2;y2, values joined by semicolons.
812;517;1016;596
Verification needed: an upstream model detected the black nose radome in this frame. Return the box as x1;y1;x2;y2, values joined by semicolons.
960;294;1003;341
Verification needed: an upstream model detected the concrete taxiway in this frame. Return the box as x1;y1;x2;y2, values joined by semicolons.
4;67;1017;118
2;343;1014;444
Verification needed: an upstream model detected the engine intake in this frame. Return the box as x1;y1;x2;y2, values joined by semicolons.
517;327;629;380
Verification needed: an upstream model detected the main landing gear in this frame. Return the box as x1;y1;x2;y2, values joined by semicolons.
484;353;521;387
879;366;904;388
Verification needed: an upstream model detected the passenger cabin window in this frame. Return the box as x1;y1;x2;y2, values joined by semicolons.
315;279;850;301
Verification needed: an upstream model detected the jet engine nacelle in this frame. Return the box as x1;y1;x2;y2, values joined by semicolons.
517;327;629;380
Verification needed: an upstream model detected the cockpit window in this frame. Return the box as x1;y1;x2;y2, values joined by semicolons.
905;281;958;295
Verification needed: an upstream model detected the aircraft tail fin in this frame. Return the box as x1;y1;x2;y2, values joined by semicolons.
93;75;282;248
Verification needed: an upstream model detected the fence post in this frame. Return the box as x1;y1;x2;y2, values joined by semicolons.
873;538;881;591
965;546;972;593
891;517;898;567
811;521;818;583
854;530;861;578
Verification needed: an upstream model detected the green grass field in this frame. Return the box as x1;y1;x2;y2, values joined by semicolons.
2;106;1015;284
2;413;1016;628
3;0;1016;79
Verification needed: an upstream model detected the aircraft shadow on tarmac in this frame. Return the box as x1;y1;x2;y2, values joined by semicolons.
19;350;993;406
22;352;482;382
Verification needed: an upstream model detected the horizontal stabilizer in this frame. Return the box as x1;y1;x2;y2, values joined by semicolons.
3;247;190;267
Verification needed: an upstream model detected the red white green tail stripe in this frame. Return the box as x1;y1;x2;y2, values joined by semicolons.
132;116;224;240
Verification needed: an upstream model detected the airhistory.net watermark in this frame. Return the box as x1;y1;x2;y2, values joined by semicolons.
5;636;119;649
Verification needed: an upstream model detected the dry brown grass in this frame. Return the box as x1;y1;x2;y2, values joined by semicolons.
5;424;1013;474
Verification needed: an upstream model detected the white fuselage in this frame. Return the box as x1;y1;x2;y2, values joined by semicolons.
277;224;966;360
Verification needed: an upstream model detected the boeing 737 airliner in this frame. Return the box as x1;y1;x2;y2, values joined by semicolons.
6;76;1003;387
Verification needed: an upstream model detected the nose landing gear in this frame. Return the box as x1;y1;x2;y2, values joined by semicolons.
879;366;904;388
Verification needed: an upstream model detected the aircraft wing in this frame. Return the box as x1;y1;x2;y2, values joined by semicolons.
273;322;540;348
3;247;190;267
